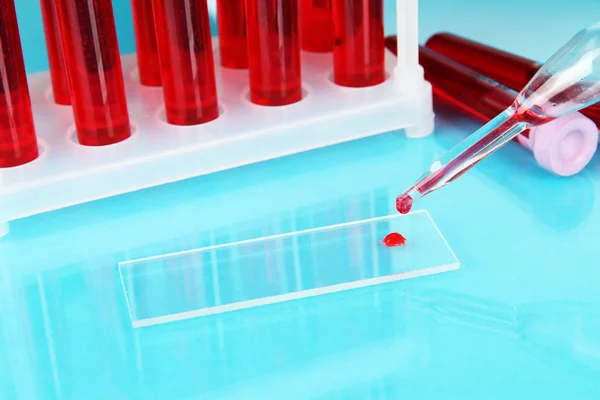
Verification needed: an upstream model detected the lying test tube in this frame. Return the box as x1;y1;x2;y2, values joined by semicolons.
396;22;600;213
384;37;598;176
425;32;600;126
40;0;71;105
246;0;302;106
0;0;39;168
55;0;131;146
153;0;219;125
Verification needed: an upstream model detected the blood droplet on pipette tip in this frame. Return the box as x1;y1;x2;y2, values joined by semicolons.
396;194;413;214
382;232;406;247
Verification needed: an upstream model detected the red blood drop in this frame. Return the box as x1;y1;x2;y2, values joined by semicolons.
382;232;406;247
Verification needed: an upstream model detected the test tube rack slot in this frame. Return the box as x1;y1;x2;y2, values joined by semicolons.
0;41;433;231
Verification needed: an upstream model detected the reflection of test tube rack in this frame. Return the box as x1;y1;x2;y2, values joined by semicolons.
119;187;396;323
115;185;393;323
161;189;391;314
132;275;428;399
0;256;141;398
4;175;398;329
0;0;433;238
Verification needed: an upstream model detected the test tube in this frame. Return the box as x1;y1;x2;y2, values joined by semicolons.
153;0;219;125
332;0;384;87
40;0;70;105
131;0;161;86
300;0;334;53
246;0;302;106
216;0;248;69
385;37;598;176
425;33;540;96
425;32;600;126
0;0;39;168
54;0;131;146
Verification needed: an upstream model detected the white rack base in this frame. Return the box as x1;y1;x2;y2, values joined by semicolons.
0;47;433;227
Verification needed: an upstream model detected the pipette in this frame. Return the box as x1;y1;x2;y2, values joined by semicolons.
397;22;600;214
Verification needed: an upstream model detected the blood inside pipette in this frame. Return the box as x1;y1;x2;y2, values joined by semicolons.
382;232;406;247
395;101;555;208
396;194;413;214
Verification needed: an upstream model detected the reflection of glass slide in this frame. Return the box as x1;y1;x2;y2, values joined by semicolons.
119;210;459;328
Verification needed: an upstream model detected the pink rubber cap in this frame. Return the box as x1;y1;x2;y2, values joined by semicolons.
528;112;598;176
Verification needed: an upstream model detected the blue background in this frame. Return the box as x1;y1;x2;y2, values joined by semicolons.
3;0;600;399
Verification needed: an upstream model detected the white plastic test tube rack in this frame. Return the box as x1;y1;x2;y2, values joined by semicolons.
0;0;433;237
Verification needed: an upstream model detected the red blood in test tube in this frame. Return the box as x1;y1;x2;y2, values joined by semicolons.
40;0;71;105
300;0;334;53
0;0;39;168
246;0;302;106
425;32;600;126
153;0;219;125
384;37;532;140
131;0;162;86
217;0;248;69
332;0;385;88
55;0;131;146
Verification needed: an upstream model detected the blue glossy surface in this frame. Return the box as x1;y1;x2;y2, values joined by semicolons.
3;0;600;398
